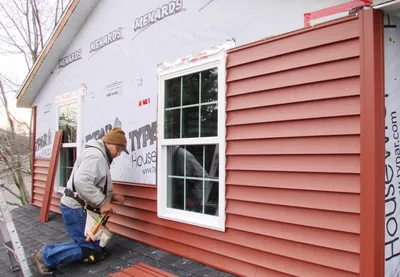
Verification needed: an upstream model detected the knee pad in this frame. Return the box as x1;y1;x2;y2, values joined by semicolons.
81;247;107;264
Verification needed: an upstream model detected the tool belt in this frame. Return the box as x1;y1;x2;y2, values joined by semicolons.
64;189;102;214
85;205;100;214
64;188;85;207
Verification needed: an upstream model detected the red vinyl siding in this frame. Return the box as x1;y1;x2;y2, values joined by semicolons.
29;11;386;277
32;158;62;214
224;14;361;277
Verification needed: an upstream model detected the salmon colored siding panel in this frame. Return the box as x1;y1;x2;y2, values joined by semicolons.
224;15;361;276
227;155;360;174
227;38;360;82
226;171;360;193
227;96;360;125
227;17;359;67
33;173;48;182
33;167;49;175
34;159;50;167
227;58;360;96
121;196;157;212
113;183;157;200
226;214;360;253
227;116;360;139
227;136;360;155
226;186;360;213
227;200;360;233
31;158;61;214
226;77;360;111
109;215;359;276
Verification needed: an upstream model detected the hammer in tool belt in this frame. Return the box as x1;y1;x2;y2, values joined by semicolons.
85;210;112;242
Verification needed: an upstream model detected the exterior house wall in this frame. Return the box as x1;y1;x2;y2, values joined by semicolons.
224;16;361;277
29;1;383;276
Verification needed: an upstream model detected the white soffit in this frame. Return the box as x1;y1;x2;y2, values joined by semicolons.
374;0;400;17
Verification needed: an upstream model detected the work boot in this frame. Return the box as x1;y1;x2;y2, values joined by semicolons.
30;249;53;275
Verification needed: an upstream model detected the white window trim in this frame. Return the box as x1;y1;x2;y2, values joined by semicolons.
54;94;84;193
157;54;227;232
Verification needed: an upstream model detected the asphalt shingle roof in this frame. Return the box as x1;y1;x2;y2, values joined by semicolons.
0;205;236;277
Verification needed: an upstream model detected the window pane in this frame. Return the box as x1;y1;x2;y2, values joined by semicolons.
205;145;219;179
204;181;219;216
201;104;218;137
185;145;205;177
182;73;199;106
185;178;203;214
167;177;184;210
59;147;76;187
167;145;182;177
58;102;78;143
167;145;184;210
164;109;180;139
201;68;218;103
182;106;199;138
166;145;218;216
165;77;181;108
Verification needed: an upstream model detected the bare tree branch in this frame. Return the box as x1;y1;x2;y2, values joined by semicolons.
0;73;20;87
0;21;27;53
6;201;22;207
0;0;70;206
0;79;16;136
31;0;44;49
1;186;21;199
0;3;31;49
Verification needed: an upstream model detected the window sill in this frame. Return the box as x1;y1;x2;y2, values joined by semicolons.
158;207;225;232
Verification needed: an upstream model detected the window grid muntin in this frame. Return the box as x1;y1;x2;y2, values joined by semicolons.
164;68;218;140
166;143;218;215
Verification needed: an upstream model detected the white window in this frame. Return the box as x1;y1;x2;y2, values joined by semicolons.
55;93;83;192
157;54;227;231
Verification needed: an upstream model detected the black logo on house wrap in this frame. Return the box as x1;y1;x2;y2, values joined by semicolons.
35;129;53;158
43;103;52;115
89;27;123;56
133;0;184;40
85;118;122;142
129;121;157;174
58;49;82;69
105;81;123;97
36;129;52;151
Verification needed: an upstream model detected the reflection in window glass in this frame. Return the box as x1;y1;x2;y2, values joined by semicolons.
163;67;218;139
166;145;219;216
201;68;218;103
182;73;199;106
59;147;76;187
201;104;218;137
182;106;199;138
205;145;219;179
58;102;78;143
165;77;181;108
164;109;180;139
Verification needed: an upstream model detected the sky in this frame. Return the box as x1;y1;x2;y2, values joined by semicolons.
0;0;67;129
0;54;31;129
